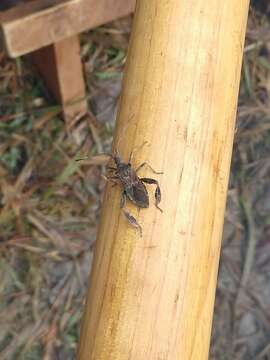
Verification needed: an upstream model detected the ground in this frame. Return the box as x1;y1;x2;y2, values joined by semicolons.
0;2;270;360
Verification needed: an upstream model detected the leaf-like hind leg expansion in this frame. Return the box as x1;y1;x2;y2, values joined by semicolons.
141;177;163;212
136;162;163;175
121;191;142;236
122;210;142;237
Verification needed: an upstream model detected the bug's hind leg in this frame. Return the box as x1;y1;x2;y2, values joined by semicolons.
136;162;163;175
120;191;142;237
140;178;163;212
122;210;142;237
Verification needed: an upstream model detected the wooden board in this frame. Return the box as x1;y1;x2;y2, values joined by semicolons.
0;0;136;57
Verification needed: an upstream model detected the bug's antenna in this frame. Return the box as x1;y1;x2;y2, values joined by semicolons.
128;140;148;163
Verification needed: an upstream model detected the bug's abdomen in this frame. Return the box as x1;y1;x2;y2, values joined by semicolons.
126;182;149;208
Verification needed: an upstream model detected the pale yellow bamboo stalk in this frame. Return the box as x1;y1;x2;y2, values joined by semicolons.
77;0;250;359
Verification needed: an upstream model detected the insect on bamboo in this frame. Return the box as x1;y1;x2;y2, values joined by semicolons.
106;142;163;236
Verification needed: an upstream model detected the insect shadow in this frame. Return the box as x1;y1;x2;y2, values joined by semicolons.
105;142;163;237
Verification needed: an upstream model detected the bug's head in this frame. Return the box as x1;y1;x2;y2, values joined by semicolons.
118;162;132;178
118;163;131;177
112;153;131;177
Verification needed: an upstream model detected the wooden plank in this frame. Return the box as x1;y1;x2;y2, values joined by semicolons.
31;35;87;124
0;1;67;22
76;0;250;358
0;1;23;12
0;0;135;57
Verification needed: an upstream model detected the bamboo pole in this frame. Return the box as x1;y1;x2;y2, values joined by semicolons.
77;0;250;359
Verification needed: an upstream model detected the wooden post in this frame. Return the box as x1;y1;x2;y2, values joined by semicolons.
77;0;250;359
31;35;87;124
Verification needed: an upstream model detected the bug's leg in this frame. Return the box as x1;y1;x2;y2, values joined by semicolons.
122;210;142;237
106;168;118;183
107;175;119;180
107;166;117;171
136;162;163;175
140;177;163;212
102;174;119;187
120;191;142;236
120;191;127;208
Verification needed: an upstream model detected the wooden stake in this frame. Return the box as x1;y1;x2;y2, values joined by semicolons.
77;0;250;358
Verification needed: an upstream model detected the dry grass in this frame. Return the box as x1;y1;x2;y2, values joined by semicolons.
211;3;270;359
0;3;270;360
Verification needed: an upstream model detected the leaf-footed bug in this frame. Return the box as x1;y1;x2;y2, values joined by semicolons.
105;141;163;237
76;115;163;236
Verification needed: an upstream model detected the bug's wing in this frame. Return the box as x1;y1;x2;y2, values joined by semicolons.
130;181;149;208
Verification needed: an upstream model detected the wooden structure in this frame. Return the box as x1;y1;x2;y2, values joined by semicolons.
0;0;135;122
77;0;250;359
